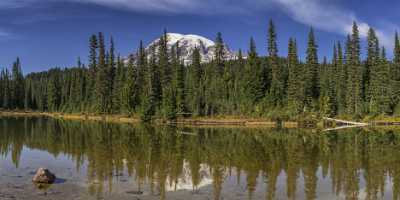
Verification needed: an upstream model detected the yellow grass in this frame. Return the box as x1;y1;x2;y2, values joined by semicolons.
0;111;279;127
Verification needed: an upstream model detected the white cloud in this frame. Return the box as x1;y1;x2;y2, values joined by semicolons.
271;0;357;34
0;0;397;47
74;0;251;14
0;0;247;14
76;0;198;13
270;0;395;48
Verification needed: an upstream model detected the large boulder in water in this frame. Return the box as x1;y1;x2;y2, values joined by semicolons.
32;168;56;184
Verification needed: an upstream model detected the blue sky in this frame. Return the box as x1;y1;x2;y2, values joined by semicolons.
1;0;400;73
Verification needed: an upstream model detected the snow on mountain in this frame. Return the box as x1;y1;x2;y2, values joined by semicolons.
165;161;213;192
144;33;236;65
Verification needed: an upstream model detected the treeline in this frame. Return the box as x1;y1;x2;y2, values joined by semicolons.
2;20;400;121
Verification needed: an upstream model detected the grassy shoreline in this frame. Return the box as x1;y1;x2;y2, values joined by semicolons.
5;111;400;128
0;111;286;127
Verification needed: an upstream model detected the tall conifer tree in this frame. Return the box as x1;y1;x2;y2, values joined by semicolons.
287;38;303;113
215;32;225;75
122;54;139;114
174;42;187;115
335;41;347;114
304;28;319;110
94;32;109;113
244;37;264;105
346;22;363;115
268;20;284;107
366;28;380;103
87;34;98;103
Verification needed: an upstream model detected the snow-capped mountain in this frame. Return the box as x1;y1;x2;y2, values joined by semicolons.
165;161;213;192
144;33;236;65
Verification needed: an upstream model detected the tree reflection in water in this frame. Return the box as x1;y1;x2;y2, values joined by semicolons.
1;116;400;200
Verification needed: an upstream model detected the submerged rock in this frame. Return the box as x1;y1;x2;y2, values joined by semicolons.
126;190;143;195
32;168;56;184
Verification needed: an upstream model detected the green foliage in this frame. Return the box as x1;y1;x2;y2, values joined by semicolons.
268;20;285;107
173;43;187;115
287;38;304;114
304;28;319;110
346;22;363;115
94;32;111;113
243;38;264;109
187;47;205;116
121;55;139;114
335;41;347;114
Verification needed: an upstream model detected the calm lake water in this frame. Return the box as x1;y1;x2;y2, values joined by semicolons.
0;117;399;200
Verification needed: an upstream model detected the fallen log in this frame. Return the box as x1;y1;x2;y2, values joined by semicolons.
323;117;368;126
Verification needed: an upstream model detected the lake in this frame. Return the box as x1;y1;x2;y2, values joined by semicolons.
0;116;399;200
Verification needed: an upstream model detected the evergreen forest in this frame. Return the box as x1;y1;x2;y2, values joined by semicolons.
2;20;400;121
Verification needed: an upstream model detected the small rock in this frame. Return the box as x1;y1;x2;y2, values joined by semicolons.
126;190;143;195
114;172;124;177
32;168;56;184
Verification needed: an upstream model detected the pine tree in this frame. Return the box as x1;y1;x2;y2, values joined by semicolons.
47;73;60;111
24;78;33;110
319;57;336;116
112;55;125;112
2;69;10;109
141;46;161;121
174;42;187;116
392;32;400;111
287;38;304;113
107;37;116;112
158;30;177;119
87;34;98;103
331;43;338;107
77;63;86;109
394;32;400;81
159;30;172;87
236;49;244;75
268;20;285;107
215;32;225;75
60;69;71;108
122;54;139;114
94;32;109;113
335;41;347;114
346;22;363;116
162;82;177;120
366;28;380;104
370;48;391;114
189;47;204;116
304;28;319;110
232;49;245;112
11;58;24;109
137;40;148;111
244;37;264;107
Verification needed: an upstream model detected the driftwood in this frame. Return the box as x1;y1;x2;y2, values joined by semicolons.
323;117;368;126
323;117;368;131
323;125;367;131
177;131;197;136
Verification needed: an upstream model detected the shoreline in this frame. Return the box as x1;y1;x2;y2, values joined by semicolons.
0;111;287;127
5;111;400;128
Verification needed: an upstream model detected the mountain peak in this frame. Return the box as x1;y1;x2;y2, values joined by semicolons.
144;33;235;65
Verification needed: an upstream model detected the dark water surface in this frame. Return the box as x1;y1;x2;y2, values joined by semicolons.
0;117;399;200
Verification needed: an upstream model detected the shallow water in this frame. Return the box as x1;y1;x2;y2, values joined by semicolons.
0;117;399;199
